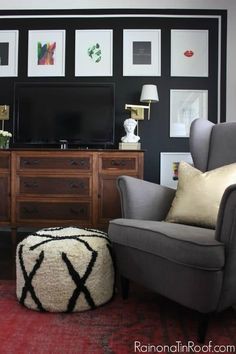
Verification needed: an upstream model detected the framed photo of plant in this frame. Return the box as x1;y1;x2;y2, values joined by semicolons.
0;30;18;77
28;30;66;77
75;30;113;77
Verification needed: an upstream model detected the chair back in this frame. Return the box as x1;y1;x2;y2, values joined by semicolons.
190;119;236;172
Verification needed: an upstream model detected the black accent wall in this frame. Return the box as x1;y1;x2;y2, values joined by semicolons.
0;9;227;183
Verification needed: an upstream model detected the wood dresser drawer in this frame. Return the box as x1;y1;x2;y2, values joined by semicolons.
100;157;137;171
0;176;10;221
18;176;90;196
0;154;10;170
17;201;91;222
18;156;91;171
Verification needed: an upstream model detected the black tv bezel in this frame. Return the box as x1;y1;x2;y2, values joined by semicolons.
13;81;116;148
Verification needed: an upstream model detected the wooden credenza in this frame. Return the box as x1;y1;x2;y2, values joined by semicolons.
0;151;11;224
0;149;144;233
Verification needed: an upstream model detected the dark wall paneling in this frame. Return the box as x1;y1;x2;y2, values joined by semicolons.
0;9;227;183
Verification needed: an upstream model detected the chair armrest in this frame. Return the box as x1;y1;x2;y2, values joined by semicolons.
117;175;175;220
215;184;236;310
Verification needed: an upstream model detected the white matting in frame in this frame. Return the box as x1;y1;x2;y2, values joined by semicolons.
170;89;208;138
123;29;161;76
75;30;113;77
171;30;209;77
160;152;193;189
0;30;18;77
28;30;66;77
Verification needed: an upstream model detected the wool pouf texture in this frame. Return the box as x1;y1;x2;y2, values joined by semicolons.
16;226;115;312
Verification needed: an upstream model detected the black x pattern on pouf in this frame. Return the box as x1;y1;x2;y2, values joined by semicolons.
16;227;115;312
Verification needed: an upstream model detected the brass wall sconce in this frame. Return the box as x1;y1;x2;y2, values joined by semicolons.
140;84;159;120
125;104;149;120
125;84;159;122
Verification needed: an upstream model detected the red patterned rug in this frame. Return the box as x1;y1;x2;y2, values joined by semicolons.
0;280;235;354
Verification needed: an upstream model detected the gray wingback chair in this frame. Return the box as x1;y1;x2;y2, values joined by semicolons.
108;118;236;342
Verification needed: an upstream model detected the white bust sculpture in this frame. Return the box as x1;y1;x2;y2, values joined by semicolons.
121;118;140;143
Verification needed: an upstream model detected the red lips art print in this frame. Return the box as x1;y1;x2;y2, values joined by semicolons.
184;50;194;57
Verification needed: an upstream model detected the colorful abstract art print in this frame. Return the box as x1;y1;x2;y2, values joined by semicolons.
28;30;65;77
0;30;18;77
75;30;113;77
38;42;56;65
160;152;193;189
171;30;209;77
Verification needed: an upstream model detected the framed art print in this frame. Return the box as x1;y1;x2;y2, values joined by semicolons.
0;30;18;77
160;152;193;189
123;29;161;76
75;30;113;77
171;30;209;77
170;89;208;137
28;30;66;77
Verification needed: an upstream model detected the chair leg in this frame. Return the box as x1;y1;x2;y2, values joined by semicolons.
120;275;130;299
197;313;210;343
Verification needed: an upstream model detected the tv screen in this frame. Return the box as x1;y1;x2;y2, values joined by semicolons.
13;82;115;147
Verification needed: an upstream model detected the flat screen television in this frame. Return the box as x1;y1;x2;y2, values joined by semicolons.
13;82;115;148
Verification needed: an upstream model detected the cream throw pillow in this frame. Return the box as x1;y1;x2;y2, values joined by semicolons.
166;161;236;229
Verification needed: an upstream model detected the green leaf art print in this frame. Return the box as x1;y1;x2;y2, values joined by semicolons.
87;43;102;63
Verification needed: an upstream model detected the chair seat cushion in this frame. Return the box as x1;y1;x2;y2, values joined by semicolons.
109;219;224;270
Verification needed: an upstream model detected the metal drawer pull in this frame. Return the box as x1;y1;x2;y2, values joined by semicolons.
23;207;38;214
111;160;126;166
70;207;86;215
23;159;39;165
69;160;78;166
70;159;87;167
24;182;39;188
69;182;85;189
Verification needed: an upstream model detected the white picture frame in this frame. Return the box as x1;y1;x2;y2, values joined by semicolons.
171;29;209;77
170;89;208;138
123;29;161;76
28;30;66;77
0;30;18;77
160;152;193;189
75;30;113;77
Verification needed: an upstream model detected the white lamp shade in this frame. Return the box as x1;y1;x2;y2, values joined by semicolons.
140;84;159;103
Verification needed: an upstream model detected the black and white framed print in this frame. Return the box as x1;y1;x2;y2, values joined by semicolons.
0;30;18;77
123;29;161;76
170;89;208;137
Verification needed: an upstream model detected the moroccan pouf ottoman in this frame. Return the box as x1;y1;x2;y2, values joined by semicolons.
16;226;115;312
